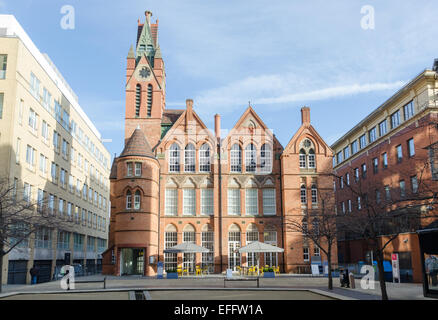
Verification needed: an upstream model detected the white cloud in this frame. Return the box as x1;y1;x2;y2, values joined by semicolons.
192;70;406;116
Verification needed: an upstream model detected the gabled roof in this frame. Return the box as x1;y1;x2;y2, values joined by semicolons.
120;128;155;158
222;105;283;149
283;122;333;156
162;109;184;125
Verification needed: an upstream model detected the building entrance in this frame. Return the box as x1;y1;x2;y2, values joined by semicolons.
120;248;145;275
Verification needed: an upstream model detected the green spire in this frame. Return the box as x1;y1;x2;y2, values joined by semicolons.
127;45;135;58
136;22;155;66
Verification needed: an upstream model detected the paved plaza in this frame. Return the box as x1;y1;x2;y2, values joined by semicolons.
0;274;433;300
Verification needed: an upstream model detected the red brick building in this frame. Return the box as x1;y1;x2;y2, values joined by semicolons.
331;67;438;283
102;11;335;276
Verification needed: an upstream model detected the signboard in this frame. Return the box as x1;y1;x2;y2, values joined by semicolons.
392;253;400;283
226;269;233;279
157;261;164;279
311;264;320;275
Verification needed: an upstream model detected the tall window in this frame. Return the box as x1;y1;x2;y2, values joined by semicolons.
199;144;211;172
264;230;278;267
244;144;256;172
165;189;178;216
303;248;309;262
343;146;350;160
260;144;272;173
407;138;415;157
183;189;196;216
201;225;214;272
201;189;213;215
134;190;141;210
379;120;387;136
391;110;401;129
135;84;141;117
411;175;418;194
403;101;414;121
228;225;241;271
263;189;276;215
359;134;367;149
368;127;377;143
396;145;403;162
311;185;317;204
300;185;307;204
299;149;306;168
126;191;132;209
164;225;177;271
228;189;241;215
183;225;196;273
351;141;358;154
230;144;242;172
372;157;378;174
169;143;180;172
400;180;406;198
184;144;196;172
28;108;37;131
308;149;316;168
245;189;258;216
0;54;6;79
147;84;152;117
361;163;367;179
0;93;4;118
135;162;142;176
382;152;388;168
246;225;259;267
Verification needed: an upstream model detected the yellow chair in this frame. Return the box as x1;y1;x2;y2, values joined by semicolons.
274;266;280;275
236;266;242;275
195;266;202;276
182;267;189;276
177;267;182;276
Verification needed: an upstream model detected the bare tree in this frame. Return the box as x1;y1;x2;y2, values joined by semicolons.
0;177;74;293
334;146;438;300
284;190;338;290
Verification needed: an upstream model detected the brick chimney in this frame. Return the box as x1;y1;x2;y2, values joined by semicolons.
301;106;310;126
215;114;221;141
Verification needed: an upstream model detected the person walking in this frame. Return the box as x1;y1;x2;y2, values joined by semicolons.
29;266;37;285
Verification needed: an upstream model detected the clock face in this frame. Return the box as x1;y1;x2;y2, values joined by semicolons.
139;66;151;79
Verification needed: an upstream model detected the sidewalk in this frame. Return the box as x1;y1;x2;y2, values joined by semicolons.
0;274;433;300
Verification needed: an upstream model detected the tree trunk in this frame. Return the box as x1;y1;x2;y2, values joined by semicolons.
0;245;3;294
327;246;333;290
376;250;388;300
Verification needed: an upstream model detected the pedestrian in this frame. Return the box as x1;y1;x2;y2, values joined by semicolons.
339;268;345;287
345;269;350;288
29;265;37;285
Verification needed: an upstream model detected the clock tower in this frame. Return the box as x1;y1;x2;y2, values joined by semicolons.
125;11;166;149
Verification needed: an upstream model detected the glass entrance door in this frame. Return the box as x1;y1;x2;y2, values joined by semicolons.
120;248;145;275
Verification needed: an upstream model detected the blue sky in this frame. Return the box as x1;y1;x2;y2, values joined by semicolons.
1;1;437;160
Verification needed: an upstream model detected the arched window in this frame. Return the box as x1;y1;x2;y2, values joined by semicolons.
228;224;241;271
245;144;256;172
246;224;259;267
308;149;316;168
201;224;214;272
260;144;272;173
183;224;196;273
300;185;307;204
126;190;132;209
311;185;317;204
199;143;211;172
230;144;242;172
164;224;177;271
264;228;278;267
184;144;196;172
134;190;141;209
299;149;306;168
169;143;180;172
135;84;141;117
147;84;152;117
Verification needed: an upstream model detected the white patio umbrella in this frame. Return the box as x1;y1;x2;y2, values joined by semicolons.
238;241;284;276
163;242;210;253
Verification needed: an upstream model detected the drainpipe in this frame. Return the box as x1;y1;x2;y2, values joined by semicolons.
279;151;286;273
215;114;223;272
